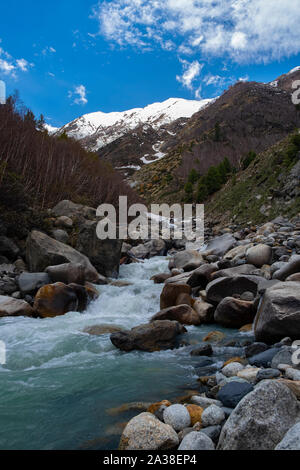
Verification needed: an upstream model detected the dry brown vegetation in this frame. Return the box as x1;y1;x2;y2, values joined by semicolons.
0;94;140;211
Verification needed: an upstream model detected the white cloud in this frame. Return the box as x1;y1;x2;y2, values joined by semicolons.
0;40;33;78
42;46;56;55
16;58;33;72
176;59;204;93
92;0;300;63
68;85;88;105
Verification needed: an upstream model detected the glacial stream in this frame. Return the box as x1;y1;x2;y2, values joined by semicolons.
0;257;251;450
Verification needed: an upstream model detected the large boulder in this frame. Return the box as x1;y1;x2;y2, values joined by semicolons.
211;264;257;280
217;381;254;408
187;264;218;288
26;231;100;283
218;380;300;450
205;233;236;257
275;422;300;450
119;412;179;450
206;276;261;304
254;282;300;343
246;244;273;267
52;200;95;219
75;220;122;278
214;297;255;328
272;255;300;281
160;283;191;309
17;272;51;294
110;320;186;352
0;295;34;318
33;282;79;318
46;262;107;286
151;304;200;326
193;300;215;324
171;250;204;272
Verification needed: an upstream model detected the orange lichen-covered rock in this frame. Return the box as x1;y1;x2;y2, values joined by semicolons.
147;400;171;415
186;404;204;426
203;331;225;343
34;282;78;318
223;357;246;367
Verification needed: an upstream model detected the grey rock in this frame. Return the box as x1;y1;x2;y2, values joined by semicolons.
0;295;34;318
163;404;191;431
254;282;300;343
17;272;51;294
246;244;273;268
271;347;293;369
52;229;69;244
119;412;179;450
275;422;300;450
272;255;300;281
217;381;254;408
178;431;215;450
256;368;281;381
190;344;213;357
245;342;269;358
0;236;20;260
26;230;100;283
190;396;222;408
46;262;107;286
201;425;222;443
206;275;261;304
76;220;122;278
201;405;225;427
214;296;255;328
218;380;300;450
248;348;279;367
205;233;236;257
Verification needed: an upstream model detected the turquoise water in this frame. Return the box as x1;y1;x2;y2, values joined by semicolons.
0;257;250;450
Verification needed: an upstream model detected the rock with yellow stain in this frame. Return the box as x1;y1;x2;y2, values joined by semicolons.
203;331;225;343
186;404;204;426
148;400;171;415
239;324;253;332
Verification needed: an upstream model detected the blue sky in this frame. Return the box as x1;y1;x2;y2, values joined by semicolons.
1;0;300;127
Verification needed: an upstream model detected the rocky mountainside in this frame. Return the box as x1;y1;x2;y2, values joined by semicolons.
135;68;300;202
56;97;212;176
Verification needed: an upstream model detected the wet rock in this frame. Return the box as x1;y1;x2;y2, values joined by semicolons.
26;231;100;283
119;412;179;450
203;331;225;343
76;220;122;277
110;320;186;352
248;348;279;367
163;404;191;431
190;344;213;357
151;304;200;326
218;380;300;450
217;381;254;408
151;273;172;284
0;295;34;318
214;297;255;328
33;282;79;318
245;342;269;358
254;282;300;343
192;300;214;324
178;431;215;450
160;283;191;309
83;324;124;336
17;272;51;294
271;347;294;369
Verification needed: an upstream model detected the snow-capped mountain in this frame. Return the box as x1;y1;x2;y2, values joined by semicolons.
56;97;213;152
